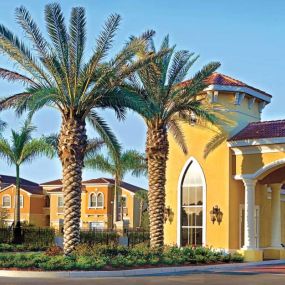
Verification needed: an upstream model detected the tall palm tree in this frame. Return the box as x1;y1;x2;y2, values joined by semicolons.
135;189;148;229
0;4;164;254
85;149;147;225
0;119;54;243
122;36;221;248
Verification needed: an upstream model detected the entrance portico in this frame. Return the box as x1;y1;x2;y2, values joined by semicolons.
230;137;285;262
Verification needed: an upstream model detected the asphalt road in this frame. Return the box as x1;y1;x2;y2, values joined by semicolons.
0;273;284;285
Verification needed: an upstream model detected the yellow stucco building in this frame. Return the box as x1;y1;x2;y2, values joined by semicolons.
164;73;285;261
41;178;143;231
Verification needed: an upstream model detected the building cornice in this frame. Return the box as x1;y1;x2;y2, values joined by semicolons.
204;84;271;103
228;137;285;147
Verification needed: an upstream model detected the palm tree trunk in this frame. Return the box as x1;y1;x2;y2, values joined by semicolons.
58;115;87;255
113;177;118;225
146;125;169;249
13;164;22;244
14;164;20;225
139;200;143;228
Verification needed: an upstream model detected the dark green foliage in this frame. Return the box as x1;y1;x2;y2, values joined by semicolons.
0;245;243;270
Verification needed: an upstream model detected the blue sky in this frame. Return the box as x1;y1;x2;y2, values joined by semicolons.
0;0;284;188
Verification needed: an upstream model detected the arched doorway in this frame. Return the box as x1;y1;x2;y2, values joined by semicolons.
178;158;206;246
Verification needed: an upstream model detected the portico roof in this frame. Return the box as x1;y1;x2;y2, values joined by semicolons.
229;120;285;141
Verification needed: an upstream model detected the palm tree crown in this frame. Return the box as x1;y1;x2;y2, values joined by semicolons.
85;149;147;224
122;35;221;248
0;3;162;254
0;119;54;240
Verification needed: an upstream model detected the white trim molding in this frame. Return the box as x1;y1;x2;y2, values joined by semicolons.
204;84;271;103
177;157;207;247
2;194;11;208
228;137;285;147
231;144;285;155
234;158;285;181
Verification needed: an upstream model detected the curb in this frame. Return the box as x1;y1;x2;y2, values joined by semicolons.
0;260;284;278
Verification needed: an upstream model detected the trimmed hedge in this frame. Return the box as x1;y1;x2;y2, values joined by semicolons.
0;245;244;271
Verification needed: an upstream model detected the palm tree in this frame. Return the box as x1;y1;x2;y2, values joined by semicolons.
122;36;221;248
135;189;148;229
0;118;6;133
0;119;54;243
0;4;164;254
85;149;147;225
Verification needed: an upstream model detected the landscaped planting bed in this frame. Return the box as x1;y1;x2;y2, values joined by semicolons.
0;245;243;271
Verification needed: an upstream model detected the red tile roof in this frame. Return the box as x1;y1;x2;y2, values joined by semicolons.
0;175;43;195
182;72;272;98
229;120;285;141
83;178;145;193
41;179;62;186
45;178;145;194
46;187;63;193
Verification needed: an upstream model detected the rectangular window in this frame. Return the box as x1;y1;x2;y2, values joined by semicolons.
2;196;11;208
58;196;64;207
20;195;24;208
89;222;104;231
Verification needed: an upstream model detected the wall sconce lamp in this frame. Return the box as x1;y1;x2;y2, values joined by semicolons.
164;206;174;223
210;205;223;225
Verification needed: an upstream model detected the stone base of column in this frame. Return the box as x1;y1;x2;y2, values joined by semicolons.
263;248;285;260
237;249;263;262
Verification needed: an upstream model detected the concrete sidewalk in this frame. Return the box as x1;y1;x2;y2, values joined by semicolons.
0;259;284;278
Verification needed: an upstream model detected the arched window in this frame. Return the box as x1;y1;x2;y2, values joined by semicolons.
2;195;11;208
96;192;104;208
89;193;96;208
181;159;205;246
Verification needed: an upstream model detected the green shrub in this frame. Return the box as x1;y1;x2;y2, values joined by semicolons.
149;256;160;265
39;256;75;271
231;253;244;263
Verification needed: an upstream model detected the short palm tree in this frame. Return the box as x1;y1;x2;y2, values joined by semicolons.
0;4;164;254
0;119;54;243
123;36;221;248
135;189;148;229
85;149;147;225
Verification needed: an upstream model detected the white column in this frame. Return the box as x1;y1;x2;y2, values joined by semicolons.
242;179;257;249
270;183;282;248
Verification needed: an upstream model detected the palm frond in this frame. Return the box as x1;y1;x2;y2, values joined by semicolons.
45;3;69;66
84;138;105;160
167;119;187;154
87;111;121;160
15;6;51;57
0;118;6;132
120;150;147;177
69;6;86;86
20;137;55;164
0;137;14;164
0;68;36;85
0;24;49;84
84;153;115;174
167;50;195;87
80;14;121;96
0;92;32;111
204;131;228;158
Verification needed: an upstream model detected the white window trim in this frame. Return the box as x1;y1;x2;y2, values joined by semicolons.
95;192;104;209
2;194;11;208
88;192;104;209
88;192;97;208
177;157;207;247
20;195;24;208
57;195;64;207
